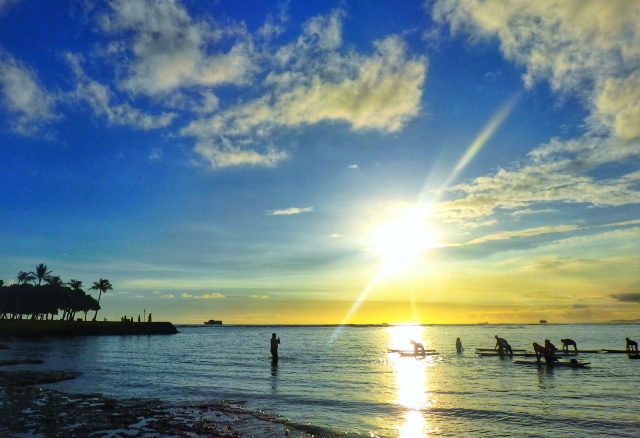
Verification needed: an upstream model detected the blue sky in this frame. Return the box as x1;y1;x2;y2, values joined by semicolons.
1;0;639;324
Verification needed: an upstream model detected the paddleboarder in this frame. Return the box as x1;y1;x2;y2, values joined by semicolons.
561;338;577;352
410;339;426;356
456;337;463;353
495;335;509;355
626;338;638;352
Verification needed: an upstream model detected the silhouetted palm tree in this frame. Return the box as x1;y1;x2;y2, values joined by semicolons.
68;279;83;291
17;271;36;285
89;278;112;320
45;276;65;288
31;264;53;286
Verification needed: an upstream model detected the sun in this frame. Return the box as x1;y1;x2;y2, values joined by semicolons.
371;215;436;274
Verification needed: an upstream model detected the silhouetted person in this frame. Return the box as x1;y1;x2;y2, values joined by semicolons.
545;339;558;353
542;340;559;363
138;315;141;323
495;335;508;355
626;338;638;352
271;333;280;362
532;342;547;363
561;338;577;352
148;313;152;323
456;337;463;353
502;341;513;355
410;339;425;356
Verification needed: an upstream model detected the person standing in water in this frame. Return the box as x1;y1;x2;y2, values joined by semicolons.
270;333;281;362
456;338;464;353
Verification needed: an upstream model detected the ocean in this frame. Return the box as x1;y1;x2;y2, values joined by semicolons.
3;324;640;437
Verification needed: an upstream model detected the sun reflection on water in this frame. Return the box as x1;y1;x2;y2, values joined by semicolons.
387;325;436;437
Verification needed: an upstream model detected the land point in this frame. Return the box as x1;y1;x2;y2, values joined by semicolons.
0;320;178;337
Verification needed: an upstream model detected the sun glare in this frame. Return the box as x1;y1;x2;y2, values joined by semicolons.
371;216;436;274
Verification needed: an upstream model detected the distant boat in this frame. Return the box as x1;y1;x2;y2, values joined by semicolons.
204;320;223;325
540;320;548;324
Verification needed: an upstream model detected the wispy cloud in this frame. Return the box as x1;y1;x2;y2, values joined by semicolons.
267;206;314;215
100;0;257;96
611;293;640;303
198;293;225;299
250;294;269;299
161;294;174;298
0;52;58;135
180;292;225;298
0;0;22;15
347;164;359;169
465;225;580;245
433;0;640;140
181;10;427;168
66;54;176;130
431;0;640;231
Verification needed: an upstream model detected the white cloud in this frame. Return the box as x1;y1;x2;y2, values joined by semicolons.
161;294;174;298
465;225;580;245
347;164;359;169
100;0;257;96
267;206;314;215
0;0;21;14
66;54;176;130
0;53;58;135
432;135;640;224
433;0;640;139
178;292;225;299
197;293;225;299
510;209;556;218
181;11;427;168
250;294;269;299
194;139;288;169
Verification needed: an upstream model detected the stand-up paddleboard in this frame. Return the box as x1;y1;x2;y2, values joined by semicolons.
522;352;578;358
398;352;439;357
388;349;436;353
476;352;520;357
565;350;601;354
602;349;635;354
513;360;590;368
475;348;526;352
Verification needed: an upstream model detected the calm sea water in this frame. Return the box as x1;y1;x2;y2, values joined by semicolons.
3;324;640;437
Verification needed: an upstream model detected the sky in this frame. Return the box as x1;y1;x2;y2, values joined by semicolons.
1;0;639;324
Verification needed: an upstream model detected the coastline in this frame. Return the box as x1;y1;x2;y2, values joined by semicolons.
0;320;178;337
0;368;316;437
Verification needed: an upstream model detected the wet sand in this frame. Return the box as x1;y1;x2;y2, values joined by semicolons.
0;369;317;437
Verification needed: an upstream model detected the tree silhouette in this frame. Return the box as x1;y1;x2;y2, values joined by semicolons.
89;278;112;320
45;276;65;288
31;263;53;286
17;271;36;285
68;279;83;291
1;266;110;321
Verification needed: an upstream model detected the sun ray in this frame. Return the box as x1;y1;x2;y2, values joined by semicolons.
330;95;518;342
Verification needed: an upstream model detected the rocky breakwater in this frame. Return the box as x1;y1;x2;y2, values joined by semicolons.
0;320;178;337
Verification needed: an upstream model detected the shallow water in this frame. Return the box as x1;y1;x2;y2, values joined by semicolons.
3;324;640;437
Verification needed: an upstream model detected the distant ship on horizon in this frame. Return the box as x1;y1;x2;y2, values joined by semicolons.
204;320;223;325
540;319;548;324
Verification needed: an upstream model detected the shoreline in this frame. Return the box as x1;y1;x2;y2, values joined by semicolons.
0;320;178;337
0;369;317;437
